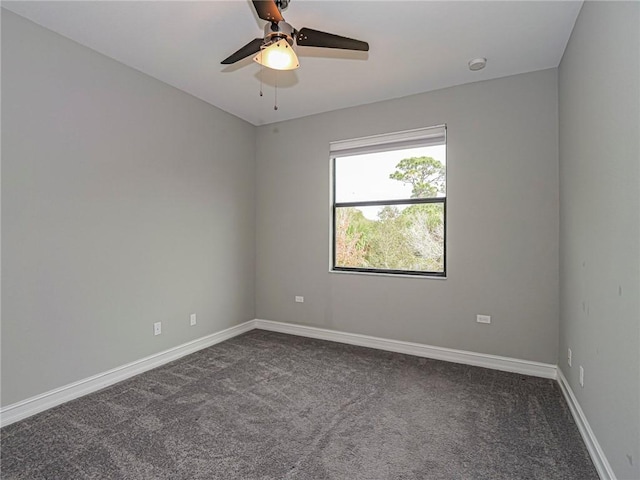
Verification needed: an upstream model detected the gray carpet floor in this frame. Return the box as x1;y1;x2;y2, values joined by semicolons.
1;330;597;479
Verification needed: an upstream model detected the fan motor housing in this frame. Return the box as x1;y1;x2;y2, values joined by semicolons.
264;21;295;46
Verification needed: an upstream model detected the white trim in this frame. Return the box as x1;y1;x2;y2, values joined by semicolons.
253;319;557;379
0;320;255;427
557;368;616;480
328;269;448;280
2;317;614;480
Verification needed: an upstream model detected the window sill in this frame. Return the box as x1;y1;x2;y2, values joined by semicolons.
329;269;447;280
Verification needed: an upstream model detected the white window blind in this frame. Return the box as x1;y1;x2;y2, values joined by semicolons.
330;125;446;157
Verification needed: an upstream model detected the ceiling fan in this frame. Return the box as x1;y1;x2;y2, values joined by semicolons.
221;0;369;71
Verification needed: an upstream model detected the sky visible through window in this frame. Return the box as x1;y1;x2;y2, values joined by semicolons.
335;144;446;220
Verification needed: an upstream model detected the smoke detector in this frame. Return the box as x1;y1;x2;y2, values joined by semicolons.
468;58;487;71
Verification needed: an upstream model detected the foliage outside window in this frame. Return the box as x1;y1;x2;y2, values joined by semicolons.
331;126;446;277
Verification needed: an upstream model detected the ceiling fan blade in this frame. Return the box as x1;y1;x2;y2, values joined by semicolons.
221;38;264;65
252;0;284;23
296;28;369;51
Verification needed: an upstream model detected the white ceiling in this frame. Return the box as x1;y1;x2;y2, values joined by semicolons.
3;1;582;126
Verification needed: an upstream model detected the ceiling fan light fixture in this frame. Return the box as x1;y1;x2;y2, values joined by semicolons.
253;38;299;70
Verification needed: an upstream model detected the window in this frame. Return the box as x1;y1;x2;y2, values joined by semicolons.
331;125;446;277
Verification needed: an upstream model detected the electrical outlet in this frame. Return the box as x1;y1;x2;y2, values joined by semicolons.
476;314;491;324
568;348;572;367
190;313;197;326
154;322;162;336
579;366;584;387
295;296;304;303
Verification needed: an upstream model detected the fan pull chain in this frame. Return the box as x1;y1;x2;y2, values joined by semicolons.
274;71;278;110
259;52;264;97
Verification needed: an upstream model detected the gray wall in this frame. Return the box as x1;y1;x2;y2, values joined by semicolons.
1;10;256;407
558;2;640;478
4;6;637;475
256;69;560;364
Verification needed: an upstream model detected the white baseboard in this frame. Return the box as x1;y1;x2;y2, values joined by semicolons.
0;320;255;427
253;319;558;379
557;368;616;480
0;318;556;428
256;319;618;478
2;317;613;480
